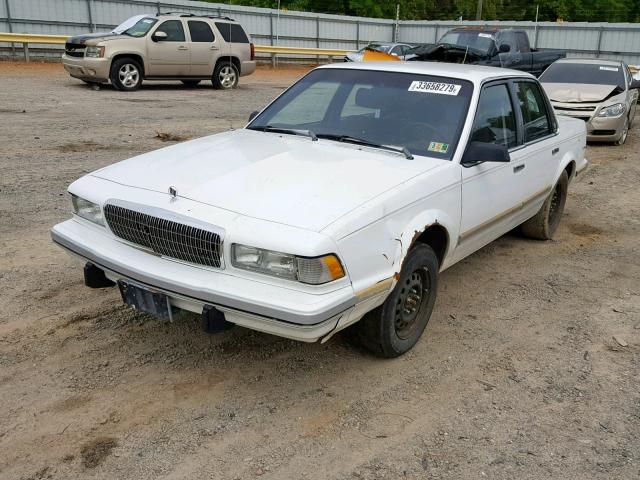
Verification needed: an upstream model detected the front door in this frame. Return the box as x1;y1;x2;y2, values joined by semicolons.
187;20;219;77
456;81;524;261
146;19;190;76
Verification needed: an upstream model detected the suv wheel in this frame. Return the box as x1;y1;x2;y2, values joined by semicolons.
212;62;239;90
347;244;439;358
110;58;142;91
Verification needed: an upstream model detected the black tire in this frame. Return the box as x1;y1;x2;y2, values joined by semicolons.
181;79;201;87
349;244;439;358
212;61;239;90
109;57;143;91
520;170;568;240
615;117;629;145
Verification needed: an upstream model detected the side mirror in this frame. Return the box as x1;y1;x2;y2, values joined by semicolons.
499;44;511;53
248;110;259;122
630;78;640;89
152;31;168;42
461;142;510;166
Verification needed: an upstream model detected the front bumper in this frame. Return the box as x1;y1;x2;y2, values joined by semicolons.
62;54;111;82
51;218;358;342
585;113;626;142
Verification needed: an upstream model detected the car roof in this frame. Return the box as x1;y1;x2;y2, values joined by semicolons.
155;13;238;23
316;61;534;84
553;58;622;67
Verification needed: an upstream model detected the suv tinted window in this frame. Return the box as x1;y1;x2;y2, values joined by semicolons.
156;20;185;42
188;20;214;42
215;23;249;43
516;32;530;52
515;82;552;142
471;84;517;148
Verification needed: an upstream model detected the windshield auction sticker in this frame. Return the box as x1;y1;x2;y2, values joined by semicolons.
428;141;449;153
599;66;619;72
408;81;461;96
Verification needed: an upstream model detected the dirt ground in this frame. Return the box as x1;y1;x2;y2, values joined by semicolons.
0;61;638;480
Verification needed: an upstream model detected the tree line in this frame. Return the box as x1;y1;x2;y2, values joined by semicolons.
208;0;640;23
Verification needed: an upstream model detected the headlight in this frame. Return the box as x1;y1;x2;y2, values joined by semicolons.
71;194;104;226
85;46;105;58
598;103;625;117
231;244;345;284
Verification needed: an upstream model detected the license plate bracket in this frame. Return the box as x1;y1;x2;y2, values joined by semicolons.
118;280;173;320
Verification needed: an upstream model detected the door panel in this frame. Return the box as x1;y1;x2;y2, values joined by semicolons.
146;20;190;76
457;83;523;259
187;20;218;76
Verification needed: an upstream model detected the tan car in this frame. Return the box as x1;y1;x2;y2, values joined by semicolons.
540;58;640;145
63;13;256;91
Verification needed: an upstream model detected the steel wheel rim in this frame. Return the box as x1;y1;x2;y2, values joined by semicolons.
394;268;429;340
219;65;236;88
118;64;139;88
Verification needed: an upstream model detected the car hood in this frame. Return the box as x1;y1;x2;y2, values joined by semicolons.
91;129;444;232
543;83;622;103
66;32;121;46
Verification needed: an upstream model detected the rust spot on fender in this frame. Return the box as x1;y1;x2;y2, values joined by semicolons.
394;272;400;281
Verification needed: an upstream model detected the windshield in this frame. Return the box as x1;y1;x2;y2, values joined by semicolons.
439;31;495;54
540;63;625;89
247;68;473;160
120;17;158;37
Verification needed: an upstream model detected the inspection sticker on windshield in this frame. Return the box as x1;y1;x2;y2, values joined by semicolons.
428;141;449;154
599;66;619;71
408;81;461;96
478;33;493;38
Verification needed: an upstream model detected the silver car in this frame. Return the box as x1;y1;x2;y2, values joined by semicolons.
540;58;640;145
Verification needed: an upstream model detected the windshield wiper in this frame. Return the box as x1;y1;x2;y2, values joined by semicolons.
248;125;317;141
316;134;414;160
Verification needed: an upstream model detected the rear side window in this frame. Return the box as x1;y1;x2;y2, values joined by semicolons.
471;84;517;148
515;82;552;142
188;21;214;42
516;32;530;53
215;23;249;43
155;20;185;42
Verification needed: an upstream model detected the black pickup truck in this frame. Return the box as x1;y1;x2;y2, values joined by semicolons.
406;28;566;77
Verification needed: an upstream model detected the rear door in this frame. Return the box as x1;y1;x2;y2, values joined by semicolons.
187;20;219;77
509;79;559;219
146;19;190;76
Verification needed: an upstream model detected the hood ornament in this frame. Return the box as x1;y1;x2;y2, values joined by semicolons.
169;186;177;198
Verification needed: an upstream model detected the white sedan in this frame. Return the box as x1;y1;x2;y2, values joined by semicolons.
52;62;588;357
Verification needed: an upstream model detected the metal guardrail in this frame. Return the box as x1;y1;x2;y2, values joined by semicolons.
0;32;351;62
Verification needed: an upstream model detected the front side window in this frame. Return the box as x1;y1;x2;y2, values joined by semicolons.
248;68;473;160
471;84;517;148
515;82;552;142
155;20;185;42
188;20;214;43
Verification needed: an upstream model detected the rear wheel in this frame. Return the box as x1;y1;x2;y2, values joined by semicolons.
110;58;142;91
348;244;439;358
520;170;568;240
181;79;201;87
212;62;239;90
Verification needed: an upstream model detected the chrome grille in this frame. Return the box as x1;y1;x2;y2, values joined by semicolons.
104;204;223;268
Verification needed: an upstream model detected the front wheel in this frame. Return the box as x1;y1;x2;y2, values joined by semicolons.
110;58;142;91
212;62;239;90
616;117;629;145
520;170;568;240
348;244;439;358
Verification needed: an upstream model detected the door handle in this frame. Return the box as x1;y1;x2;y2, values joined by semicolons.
513;164;525;173
177;46;188;51
552;147;560;155
210;45;220;50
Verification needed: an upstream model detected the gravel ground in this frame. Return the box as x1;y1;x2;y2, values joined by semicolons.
0;61;639;480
